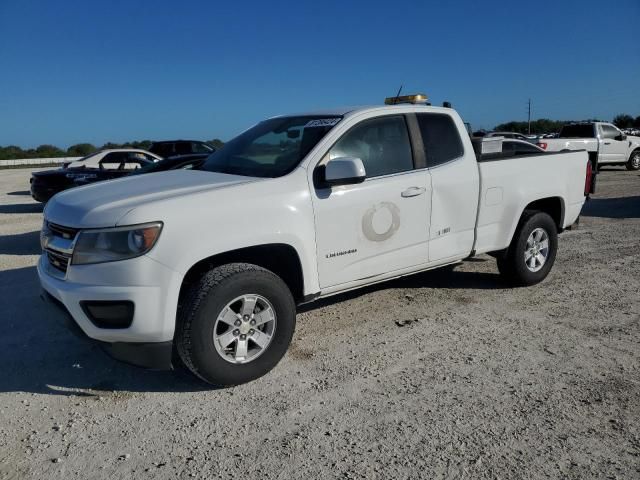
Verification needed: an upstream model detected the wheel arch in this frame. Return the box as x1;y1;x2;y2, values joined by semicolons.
521;196;565;231
502;196;565;250
178;243;306;307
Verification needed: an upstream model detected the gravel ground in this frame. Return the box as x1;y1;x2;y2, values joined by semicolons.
0;167;639;479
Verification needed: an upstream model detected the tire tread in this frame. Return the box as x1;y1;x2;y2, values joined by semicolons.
176;263;268;385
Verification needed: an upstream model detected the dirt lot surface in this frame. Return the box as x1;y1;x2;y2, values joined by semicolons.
0;167;638;479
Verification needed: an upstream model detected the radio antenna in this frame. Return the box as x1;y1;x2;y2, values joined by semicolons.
394;85;403;104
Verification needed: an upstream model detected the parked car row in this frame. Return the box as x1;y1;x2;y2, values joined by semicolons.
30;141;215;202
622;127;640;137
472;124;640;172
536;122;640;171
37;94;592;386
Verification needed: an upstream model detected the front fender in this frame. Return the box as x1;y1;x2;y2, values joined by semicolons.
118;168;320;296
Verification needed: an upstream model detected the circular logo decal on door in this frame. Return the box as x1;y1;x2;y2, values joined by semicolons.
361;202;401;242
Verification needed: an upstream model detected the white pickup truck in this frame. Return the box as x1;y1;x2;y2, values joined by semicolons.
39;97;591;386
537;122;640;171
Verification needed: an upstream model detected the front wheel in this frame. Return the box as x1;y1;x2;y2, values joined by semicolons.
497;211;558;286
176;263;296;386
626;150;640;171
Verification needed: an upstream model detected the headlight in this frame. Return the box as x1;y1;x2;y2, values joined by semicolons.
40;220;51;250
72;222;163;265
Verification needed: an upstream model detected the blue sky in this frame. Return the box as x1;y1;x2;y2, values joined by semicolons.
0;0;638;148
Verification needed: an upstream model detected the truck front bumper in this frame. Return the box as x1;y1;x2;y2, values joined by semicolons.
41;289;173;369
37;254;182;370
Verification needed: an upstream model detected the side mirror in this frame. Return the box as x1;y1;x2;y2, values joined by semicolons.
616;133;627;141
323;157;366;186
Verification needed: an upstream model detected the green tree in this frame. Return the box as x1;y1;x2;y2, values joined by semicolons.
494;119;567;134
634;116;640;129
0;145;26;160
67;143;97;157
209;138;225;150
35;144;66;158
100;142;123;150
613;114;634;129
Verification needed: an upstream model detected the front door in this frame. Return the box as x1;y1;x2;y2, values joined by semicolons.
311;115;432;289
599;124;628;163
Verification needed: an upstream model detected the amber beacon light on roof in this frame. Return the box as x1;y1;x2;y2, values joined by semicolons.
384;93;429;105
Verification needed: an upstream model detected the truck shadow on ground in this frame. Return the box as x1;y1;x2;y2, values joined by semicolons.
299;260;503;313
581;195;640;219
0;266;210;396
0;203;43;214
0;230;41;255
6;190;31;196
0;261;503;395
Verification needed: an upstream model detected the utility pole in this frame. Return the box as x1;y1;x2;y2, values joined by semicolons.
527;98;532;134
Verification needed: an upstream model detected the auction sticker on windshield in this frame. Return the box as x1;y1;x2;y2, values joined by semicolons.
305;118;341;128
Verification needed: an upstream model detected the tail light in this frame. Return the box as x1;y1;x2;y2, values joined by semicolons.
539;142;548;150
584;160;592;196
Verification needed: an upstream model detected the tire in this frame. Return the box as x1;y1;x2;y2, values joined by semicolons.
626;150;640;171
176;263;296;386
496;211;558;286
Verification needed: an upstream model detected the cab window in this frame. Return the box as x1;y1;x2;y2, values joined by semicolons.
416;113;464;167
175;142;191;155
328;115;413;178
601;124;620;140
99;152;129;170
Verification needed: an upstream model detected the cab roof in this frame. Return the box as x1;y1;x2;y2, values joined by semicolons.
274;104;455;120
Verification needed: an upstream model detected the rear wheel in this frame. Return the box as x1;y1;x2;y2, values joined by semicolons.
626;150;640;171
497;211;558;286
176;263;296;386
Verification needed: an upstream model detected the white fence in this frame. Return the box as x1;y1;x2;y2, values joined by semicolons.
0;156;82;168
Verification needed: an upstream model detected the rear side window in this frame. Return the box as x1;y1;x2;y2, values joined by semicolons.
416;113;464;167
328;115;413;178
149;143;175;157
99;152;128;169
191;142;214;153
174;142;192;155
559;124;594;138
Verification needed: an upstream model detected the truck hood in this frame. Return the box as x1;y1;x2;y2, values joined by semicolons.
44;170;255;228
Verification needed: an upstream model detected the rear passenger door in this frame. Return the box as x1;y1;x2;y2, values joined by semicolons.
312;115;432;288
415;113;479;263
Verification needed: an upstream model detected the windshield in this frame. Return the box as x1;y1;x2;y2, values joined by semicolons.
201;116;342;178
559;124;594;138
129;156;204;175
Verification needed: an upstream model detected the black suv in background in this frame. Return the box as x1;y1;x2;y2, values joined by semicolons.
148;140;215;157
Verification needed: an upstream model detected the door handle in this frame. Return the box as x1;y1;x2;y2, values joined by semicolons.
603;142;611;145
401;186;426;198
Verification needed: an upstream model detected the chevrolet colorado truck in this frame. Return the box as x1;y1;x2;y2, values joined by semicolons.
537;122;640;171
39;97;591;386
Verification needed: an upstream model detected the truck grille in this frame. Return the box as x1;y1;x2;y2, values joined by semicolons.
48;223;78;240
43;221;78;276
47;250;71;273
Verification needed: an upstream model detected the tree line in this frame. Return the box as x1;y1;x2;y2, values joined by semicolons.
0;139;225;161
493;113;640;135
2;113;639;160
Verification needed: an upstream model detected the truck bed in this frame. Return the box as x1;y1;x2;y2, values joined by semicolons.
538;137;598;153
473;149;588;254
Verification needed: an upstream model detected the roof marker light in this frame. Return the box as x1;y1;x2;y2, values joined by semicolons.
384;93;429;105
